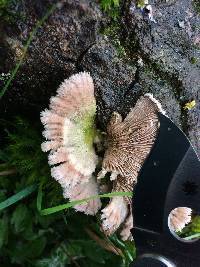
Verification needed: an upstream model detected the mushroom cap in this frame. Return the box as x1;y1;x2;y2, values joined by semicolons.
41;72;101;215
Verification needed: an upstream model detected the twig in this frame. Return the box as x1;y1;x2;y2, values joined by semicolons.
85;227;123;256
0;169;16;176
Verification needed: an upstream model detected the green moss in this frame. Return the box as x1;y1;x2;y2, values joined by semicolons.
193;0;200;13
100;0;120;20
0;0;24;23
190;216;200;233
191;57;198;64
0;0;9;9
101;24;127;58
0;0;13;20
0;0;9;18
99;0;128;58
4;118;49;185
0;117;63;208
136;0;146;8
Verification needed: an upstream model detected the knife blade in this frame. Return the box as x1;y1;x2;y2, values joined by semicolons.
130;113;200;267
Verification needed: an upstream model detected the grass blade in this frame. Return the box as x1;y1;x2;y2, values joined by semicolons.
37;185;43;211
0;184;37;211
184;233;200;240
39;191;133;216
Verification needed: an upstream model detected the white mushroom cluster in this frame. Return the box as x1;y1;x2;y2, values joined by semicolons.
41;72;191;239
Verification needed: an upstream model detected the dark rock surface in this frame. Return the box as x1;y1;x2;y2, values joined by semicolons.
81;37;137;128
0;0;102;118
121;0;200;154
0;0;200;154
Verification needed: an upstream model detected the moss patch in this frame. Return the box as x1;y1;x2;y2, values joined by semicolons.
99;0;127;57
100;0;120;20
101;24;127;58
136;0;146;8
191;57;198;64
0;0;23;22
193;0;200;13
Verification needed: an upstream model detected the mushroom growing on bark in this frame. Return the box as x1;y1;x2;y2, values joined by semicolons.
98;94;191;240
40;72;101;215
41;72;191;239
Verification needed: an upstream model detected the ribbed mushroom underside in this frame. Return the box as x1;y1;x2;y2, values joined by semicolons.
169;207;192;233
40;72;192;239
100;94;191;240
40;72;101;215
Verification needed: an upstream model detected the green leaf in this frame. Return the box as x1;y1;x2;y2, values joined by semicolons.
0;215;8;248
0;149;9;161
123;241;136;262
191;216;200;233
0;189;7;202
0;184;37;211
79;240;111;264
10;237;47;263
22;222;37;241
184;233;200;240
113;0;120;7
37;185;43;211
39;191;133;216
35;242;69;267
26;236;47;258
65;240;83;258
11;204;31;233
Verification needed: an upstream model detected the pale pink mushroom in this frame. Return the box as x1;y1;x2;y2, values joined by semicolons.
100;94;191;239
41;72;101;215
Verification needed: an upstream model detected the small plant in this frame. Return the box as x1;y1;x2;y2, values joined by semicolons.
183;100;196;110
100;0;120;11
100;0;121;19
102;24;127;57
193;0;200;13
0;0;10;14
0;117;135;266
191;57;198;64
0;0;20;22
176;215;200;241
136;0;147;8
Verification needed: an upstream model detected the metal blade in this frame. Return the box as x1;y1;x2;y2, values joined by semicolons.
130;113;200;267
